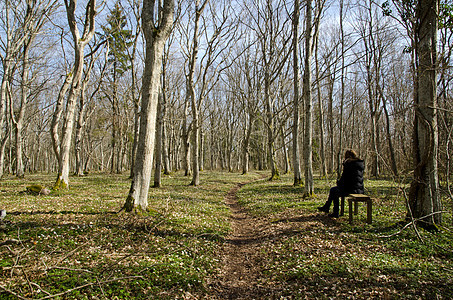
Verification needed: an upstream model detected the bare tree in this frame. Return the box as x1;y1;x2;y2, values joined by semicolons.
185;0;209;185
123;0;174;212
246;0;292;180
302;0;324;196
292;0;302;186
51;0;97;189
0;0;56;177
74;42;106;176
182;0;238;185
302;0;314;195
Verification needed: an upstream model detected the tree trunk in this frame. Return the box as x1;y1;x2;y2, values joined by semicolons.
182;98;191;176
123;0;174;212
161;86;171;175
154;91;164;188
379;87;398;177
242;117;251;174
327;66;334;174
75;53;98;177
337;0;345;178
409;0;441;226
74;89;87;176
54;0;96;190
188;1;208;186
130;95;140;179
264;70;279;180
0;67;10;179
303;0;314;197
14;42;32;178
292;0;302;185
315;35;327;178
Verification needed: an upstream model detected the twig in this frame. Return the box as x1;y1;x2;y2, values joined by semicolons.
95;277;107;299
0;239;20;246
53;244;84;265
46;267;94;274
21;268;34;297
30;282;51;296
379;211;445;239
401;187;423;242
0;284;28;300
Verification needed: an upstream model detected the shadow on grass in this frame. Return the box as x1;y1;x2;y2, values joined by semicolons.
272;213;341;227
224;214;341;247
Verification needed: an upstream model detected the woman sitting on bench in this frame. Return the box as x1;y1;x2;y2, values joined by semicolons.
318;149;365;218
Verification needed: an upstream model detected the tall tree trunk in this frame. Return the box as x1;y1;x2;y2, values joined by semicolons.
280;122;290;174
128;0;141;179
182;98;191;176
188;0;207;186
327;66;334;174
379;86;398;177
303;0;314;196
54;0;96;189
75;51;98;177
123;0;174;212
14;42;32;178
154;91;164;188
264;70;279;180
292;0;302;185
337;0;345;178
111;67;118;174
242;116;251;174
363;2;380;178
161;86;171;175
0;68;10;179
200;126;204;171
74;87;88;176
130;95;140;179
409;0;441;226
315;35;327;178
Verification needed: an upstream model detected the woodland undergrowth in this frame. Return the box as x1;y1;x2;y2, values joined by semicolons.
0;171;451;299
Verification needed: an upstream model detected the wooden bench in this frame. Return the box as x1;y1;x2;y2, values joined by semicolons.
340;194;372;224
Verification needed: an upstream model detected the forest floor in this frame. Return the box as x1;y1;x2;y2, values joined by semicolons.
210;178;273;299
0;171;452;299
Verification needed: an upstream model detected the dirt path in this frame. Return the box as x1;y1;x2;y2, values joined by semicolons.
209;179;280;299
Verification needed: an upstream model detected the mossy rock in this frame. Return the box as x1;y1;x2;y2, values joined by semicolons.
26;185;51;195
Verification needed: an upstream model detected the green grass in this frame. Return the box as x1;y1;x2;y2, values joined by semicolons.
0;170;452;299
236;172;453;298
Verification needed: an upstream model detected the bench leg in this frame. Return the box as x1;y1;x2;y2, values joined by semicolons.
366;199;372;224
340;197;345;216
354;201;359;215
348;199;353;224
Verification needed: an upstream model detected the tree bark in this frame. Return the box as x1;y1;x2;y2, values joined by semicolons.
337;0;345;178
303;0;314;196
123;0;174;212
54;0;96;189
292;0;302;186
409;0;441;226
154;91;164;188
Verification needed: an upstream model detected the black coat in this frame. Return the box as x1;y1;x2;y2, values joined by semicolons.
337;158;365;195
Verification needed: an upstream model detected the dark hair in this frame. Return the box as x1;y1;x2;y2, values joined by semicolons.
344;149;358;160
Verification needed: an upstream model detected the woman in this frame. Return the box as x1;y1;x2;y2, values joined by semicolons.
318;150;365;218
